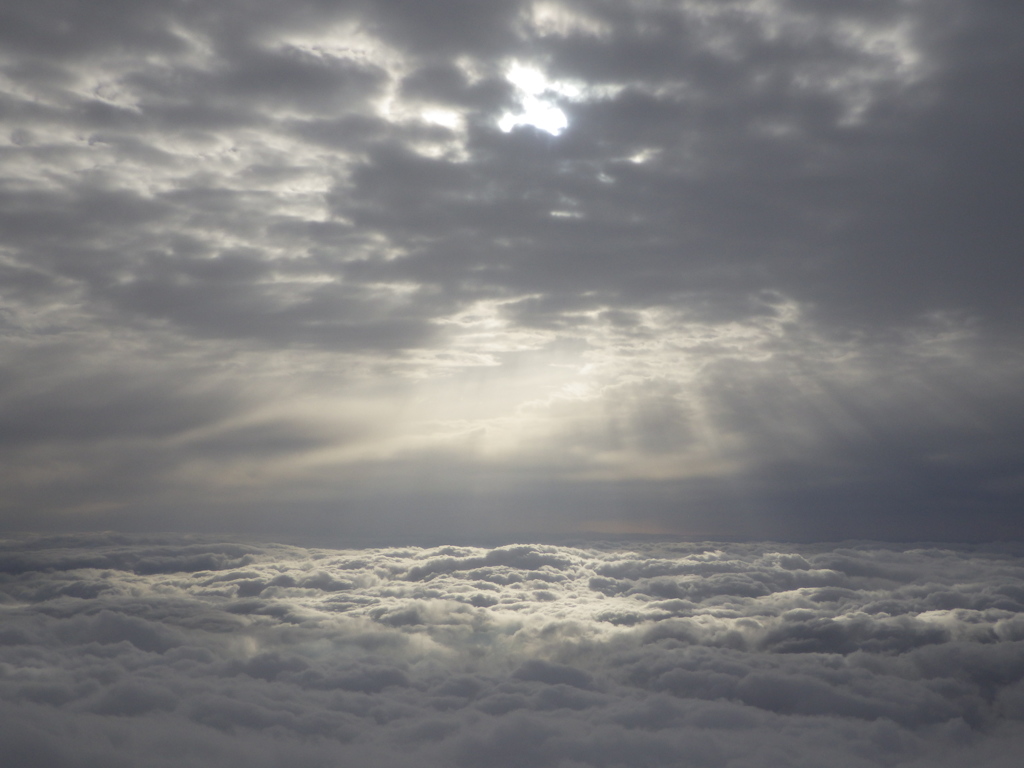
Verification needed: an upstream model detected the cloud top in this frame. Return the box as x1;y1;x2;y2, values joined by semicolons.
2;534;1024;765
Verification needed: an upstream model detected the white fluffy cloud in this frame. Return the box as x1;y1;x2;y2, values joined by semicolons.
2;534;1024;766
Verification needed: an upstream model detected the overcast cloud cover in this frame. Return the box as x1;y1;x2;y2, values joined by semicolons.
2;0;1024;540
6;4;1024;764
3;534;1024;766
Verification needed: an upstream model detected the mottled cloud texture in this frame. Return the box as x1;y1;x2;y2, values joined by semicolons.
2;0;1024;539
2;535;1024;766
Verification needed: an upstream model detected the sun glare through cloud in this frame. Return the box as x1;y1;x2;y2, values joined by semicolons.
498;62;570;135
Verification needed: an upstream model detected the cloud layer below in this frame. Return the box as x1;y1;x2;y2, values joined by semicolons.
3;534;1024;765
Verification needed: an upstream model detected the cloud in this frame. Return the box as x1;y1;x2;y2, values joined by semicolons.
2;535;1024;766
1;0;1023;539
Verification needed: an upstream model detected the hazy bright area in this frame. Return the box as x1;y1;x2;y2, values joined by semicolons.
3;534;1024;767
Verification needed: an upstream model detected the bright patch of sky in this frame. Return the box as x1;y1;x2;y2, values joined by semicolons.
498;63;572;135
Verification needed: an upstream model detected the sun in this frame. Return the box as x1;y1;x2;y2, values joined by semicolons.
498;63;570;136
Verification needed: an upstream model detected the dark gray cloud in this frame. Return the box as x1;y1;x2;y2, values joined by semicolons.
1;0;1023;539
2;535;1024;765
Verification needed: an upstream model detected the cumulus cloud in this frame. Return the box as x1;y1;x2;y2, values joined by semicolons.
2;535;1024;765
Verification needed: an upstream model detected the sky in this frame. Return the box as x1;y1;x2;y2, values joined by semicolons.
1;0;1023;542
